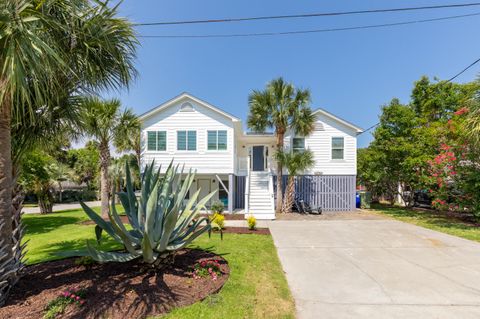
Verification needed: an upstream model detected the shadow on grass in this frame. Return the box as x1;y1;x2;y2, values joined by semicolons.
22;216;82;236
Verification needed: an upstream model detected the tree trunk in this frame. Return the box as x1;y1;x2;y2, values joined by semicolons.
99;141;111;218
282;175;295;214
0;93;13;259
275;130;285;214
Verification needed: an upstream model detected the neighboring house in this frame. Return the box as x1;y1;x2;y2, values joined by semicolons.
140;93;363;219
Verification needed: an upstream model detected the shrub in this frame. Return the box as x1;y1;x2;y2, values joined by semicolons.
210;212;225;230
74;161;216;268
192;259;222;281
44;288;86;319
247;215;257;230
211;201;224;214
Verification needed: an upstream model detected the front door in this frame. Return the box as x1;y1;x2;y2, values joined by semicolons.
252;146;265;171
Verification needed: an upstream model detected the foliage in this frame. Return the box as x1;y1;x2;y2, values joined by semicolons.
75;162;216;267
44;288;86;319
66;142;100;190
247;77;315;214
211;201;224;214
109;154;140;192
359;77;480;207
19;151;58;214
192;259;222;281
0;0;137;305
80;97;140;217
21;207;295;318
210;213;225;230
247;215;257;230
275;150;314;213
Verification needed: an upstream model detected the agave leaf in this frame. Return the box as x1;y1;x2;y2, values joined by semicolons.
108;203;140;255
145;179;160;246
174;217;210;243
124;163;139;228
94;225;103;245
171;189;201;237
118;192;140;229
80;202;122;244
86;241;139;263
167;225;211;251
110;195;141;245
141;234;155;263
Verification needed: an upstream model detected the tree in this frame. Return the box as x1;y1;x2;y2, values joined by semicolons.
248;78;315;214
115;125;141;168
274;150;314;213
0;0;137;305
81;97;140;218
66;141;100;190
18;151;57;214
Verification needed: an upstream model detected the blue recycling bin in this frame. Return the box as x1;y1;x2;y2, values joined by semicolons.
355;192;361;208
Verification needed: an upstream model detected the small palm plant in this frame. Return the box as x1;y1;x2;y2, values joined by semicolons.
79;161;215;267
275;150;314;214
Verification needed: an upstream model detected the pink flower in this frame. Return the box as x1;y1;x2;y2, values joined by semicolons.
76;296;80;301
70;294;75;299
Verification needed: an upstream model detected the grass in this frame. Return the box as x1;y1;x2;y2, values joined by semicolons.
371;204;480;243
22;207;295;319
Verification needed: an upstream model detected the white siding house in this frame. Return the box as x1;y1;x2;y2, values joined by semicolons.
140;93;363;220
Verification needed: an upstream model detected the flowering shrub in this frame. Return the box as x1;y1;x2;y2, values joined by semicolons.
427;106;480;218
192;259;222;281
44;288;86;319
210;212;225;230
247;215;256;230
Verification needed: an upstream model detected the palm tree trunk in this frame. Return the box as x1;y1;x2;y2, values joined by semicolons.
275;131;285;214
0;93;13;258
99;141;111;218
282;175;296;214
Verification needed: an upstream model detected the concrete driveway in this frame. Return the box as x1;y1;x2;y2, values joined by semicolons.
269;217;480;319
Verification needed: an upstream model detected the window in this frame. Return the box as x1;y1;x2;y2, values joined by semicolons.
177;130;196;151
207;130;227;150
292;138;305;153
147;131;166;151
332;137;344;160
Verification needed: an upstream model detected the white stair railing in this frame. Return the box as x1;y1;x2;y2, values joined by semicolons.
244;155;251;215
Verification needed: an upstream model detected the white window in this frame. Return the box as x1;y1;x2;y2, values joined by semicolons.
207;130;227;150
177;131;196;151
332;137;344;160
147;131;166;151
292;137;305;153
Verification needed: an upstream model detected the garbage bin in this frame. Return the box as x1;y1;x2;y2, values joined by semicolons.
355;192;361;208
359;191;371;209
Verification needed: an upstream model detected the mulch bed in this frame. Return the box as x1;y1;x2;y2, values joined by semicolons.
0;249;229;319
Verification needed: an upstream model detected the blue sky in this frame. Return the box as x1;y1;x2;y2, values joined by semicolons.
111;0;480;148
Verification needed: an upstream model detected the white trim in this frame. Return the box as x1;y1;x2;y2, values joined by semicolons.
313;108;364;133
140;92;241;122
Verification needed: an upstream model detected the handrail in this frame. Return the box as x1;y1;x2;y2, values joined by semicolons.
268;166;275;213
245;154;251;214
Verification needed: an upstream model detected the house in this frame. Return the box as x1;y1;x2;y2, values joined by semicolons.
139;93;363;220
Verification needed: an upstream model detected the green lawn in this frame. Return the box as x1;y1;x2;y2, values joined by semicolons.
22;208;295;319
371;204;480;243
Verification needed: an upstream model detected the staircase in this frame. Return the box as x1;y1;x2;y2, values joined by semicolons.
247;171;275;219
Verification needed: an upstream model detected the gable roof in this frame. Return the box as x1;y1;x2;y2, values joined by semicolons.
139;92;241;122
313;107;364;134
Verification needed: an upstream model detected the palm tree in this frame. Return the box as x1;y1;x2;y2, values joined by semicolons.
248;78;316;214
275;150;315;214
115;125;142;168
0;0;137;304
81;97;140;218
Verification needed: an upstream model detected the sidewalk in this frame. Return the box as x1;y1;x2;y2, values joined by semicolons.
22;201;101;214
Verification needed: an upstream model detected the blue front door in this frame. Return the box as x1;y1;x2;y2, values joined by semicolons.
252;146;264;171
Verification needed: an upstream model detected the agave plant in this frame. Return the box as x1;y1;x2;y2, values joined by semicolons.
79;162;215;267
